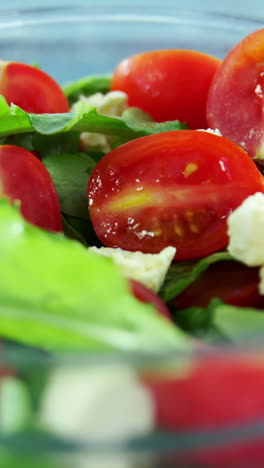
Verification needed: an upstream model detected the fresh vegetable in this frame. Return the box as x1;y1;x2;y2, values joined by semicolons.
143;353;264;429
160;252;233;303
144;353;264;466
42;151;96;220
0;200;189;352
207;28;264;158
171;260;262;310
129;279;172;321
0;145;62;232
111;49;221;128
1;27;264;463
88;130;264;260
0;61;69;113
0;97;187;140
63;73;111;106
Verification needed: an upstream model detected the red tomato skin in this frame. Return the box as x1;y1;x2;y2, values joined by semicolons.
172;261;264;310
88;130;264;260
0;61;69;114
144;356;264;465
207;28;264;158
129;279;172;321
143;354;264;433
143;353;264;468
0;145;62;232
111;50;221;129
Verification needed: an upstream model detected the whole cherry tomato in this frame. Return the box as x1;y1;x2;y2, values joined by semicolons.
111;50;220;129
88;131;264;260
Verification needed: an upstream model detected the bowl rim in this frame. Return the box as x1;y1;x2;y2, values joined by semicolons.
0;6;262;31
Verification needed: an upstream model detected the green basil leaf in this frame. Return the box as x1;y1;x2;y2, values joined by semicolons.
0;200;189;352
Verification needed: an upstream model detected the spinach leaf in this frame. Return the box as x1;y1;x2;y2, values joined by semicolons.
42;152;95;219
174;299;264;344
3;134;35;152
160;252;234;302
63;73;112;106
32;132;80;157
213;302;264;341
0;200;189;352
62;213;102;247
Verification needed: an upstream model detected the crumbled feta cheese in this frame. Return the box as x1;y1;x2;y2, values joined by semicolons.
227;192;264;266
71;91;128;117
122;106;153;123
39;366;154;443
72;91;128;152
89;246;176;292
197;128;222;136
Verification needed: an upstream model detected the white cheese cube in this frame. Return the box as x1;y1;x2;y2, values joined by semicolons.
197;128;222;136
89;246;176;292
227;192;264;266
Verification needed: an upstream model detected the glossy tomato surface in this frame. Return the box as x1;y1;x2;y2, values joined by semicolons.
207;28;264;158
0;61;69;114
88;131;264;260
0;145;62;232
111;50;220;129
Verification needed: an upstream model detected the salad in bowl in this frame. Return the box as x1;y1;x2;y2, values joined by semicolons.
1;7;264;468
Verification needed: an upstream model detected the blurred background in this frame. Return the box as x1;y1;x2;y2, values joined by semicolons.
0;1;263;83
3;0;264;19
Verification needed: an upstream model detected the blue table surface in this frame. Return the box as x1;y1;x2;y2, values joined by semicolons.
3;0;264;20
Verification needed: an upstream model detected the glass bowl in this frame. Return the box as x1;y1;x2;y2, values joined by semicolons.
0;5;264;468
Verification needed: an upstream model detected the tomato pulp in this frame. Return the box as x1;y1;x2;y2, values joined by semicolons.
207;28;264;158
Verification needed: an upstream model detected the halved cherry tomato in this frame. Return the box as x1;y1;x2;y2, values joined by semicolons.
88;131;264;260
111;50;221;129
207;28;264;158
171;260;264;310
144;354;264;466
0;61;69;113
129;279;172;321
0;145;62;232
